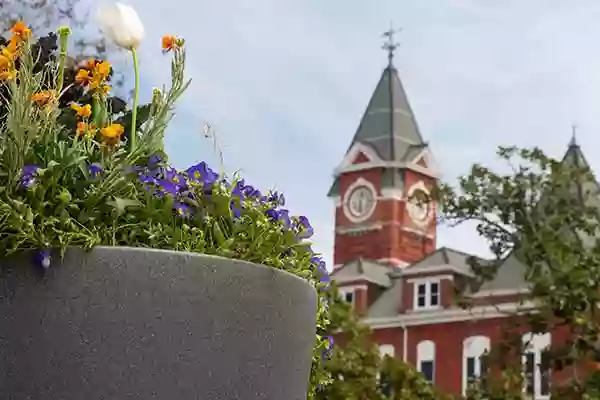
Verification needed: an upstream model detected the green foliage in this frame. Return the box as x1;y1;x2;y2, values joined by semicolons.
0;23;332;397
436;145;600;398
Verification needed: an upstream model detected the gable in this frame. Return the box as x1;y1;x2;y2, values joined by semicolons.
351;151;371;165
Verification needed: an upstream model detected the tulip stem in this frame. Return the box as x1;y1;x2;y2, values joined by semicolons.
130;47;140;153
56;26;71;99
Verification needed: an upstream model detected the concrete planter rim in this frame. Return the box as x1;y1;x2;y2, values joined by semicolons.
0;244;318;400
59;245;315;287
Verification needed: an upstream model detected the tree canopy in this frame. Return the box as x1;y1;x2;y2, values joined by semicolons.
436;145;600;398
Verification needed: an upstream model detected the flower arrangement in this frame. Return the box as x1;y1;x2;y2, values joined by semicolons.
0;4;332;397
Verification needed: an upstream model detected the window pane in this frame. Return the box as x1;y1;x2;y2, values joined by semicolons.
466;357;476;380
344;292;353;303
430;282;439;295
417;284;427;295
524;352;535;395
379;372;392;397
420;360;434;383
430;293;439;306
540;350;550;395
417;295;426;307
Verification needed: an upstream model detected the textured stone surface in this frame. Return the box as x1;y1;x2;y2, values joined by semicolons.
0;247;317;399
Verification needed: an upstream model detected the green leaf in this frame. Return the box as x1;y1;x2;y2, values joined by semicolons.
107;197;141;216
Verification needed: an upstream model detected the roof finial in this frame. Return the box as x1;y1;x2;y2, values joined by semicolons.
570;123;579;147
382;22;401;66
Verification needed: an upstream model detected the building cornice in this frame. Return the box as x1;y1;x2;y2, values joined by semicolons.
362;301;536;328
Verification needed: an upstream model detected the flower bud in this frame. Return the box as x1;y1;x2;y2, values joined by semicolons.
97;3;145;50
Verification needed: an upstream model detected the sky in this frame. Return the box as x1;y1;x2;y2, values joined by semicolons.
83;0;600;268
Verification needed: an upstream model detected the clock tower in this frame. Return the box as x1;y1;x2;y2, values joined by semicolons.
327;29;439;269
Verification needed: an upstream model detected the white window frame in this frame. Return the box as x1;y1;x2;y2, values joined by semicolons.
378;344;396;396
417;340;435;383
413;280;441;310
339;288;355;307
462;335;491;396
522;332;551;400
379;344;395;359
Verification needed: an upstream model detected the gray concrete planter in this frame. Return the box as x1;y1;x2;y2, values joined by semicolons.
0;247;317;399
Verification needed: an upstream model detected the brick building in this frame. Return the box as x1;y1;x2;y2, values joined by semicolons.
327;37;591;399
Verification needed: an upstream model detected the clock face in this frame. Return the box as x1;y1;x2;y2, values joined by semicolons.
407;187;432;225
346;186;376;220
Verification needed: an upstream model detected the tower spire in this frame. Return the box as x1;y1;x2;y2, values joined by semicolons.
382;22;401;66
570;123;578;147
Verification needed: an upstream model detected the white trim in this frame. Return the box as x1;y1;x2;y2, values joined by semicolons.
462;335;491;396
407;274;453;283
381;187;404;200
331;196;341;207
336;142;381;171
469;288;528;298
342;178;378;223
522;332;551;399
377;258;409;268
379;344;395;358
336;223;383;234
413;279;441;310
402;264;475;277
333;274;390;287
338;287;357;307
362;301;537;328
400;226;435;239
337;284;368;291
410;147;441;178
417;340;436;383
406;181;434;227
335;160;440;179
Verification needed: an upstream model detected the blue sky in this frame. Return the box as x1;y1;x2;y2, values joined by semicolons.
91;0;600;268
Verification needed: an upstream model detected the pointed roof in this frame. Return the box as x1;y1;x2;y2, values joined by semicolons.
561;134;600;207
347;63;427;163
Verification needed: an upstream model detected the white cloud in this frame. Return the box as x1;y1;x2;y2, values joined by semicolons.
86;0;600;268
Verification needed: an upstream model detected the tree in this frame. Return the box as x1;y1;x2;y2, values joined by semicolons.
317;283;450;400
436;145;600;398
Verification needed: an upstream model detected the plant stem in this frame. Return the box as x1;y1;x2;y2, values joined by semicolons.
92;95;102;126
130;47;140;153
56;26;71;98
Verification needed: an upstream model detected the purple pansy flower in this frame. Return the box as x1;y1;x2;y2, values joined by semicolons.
267;191;285;206
229;199;242;218
174;202;192;218
148;154;163;168
32;249;51;269
88;164;103;179
321;335;335;359
186;162;219;187
295;216;314;239
19;165;40;190
155;179;179;197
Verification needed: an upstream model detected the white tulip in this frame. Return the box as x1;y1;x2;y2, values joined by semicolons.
98;3;145;49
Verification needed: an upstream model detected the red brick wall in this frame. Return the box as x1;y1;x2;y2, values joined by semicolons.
366;318;579;396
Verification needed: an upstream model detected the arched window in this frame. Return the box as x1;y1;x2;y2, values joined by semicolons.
378;345;395;397
379;344;395;359
522;332;551;398
417;340;435;383
462;335;491;395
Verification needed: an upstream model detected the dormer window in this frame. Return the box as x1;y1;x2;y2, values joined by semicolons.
414;280;440;310
339;288;355;307
344;291;354;304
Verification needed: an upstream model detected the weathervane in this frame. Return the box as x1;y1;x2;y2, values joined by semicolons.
570;123;579;146
382;22;401;65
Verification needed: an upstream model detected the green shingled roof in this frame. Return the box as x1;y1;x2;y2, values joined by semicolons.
348;65;427;162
